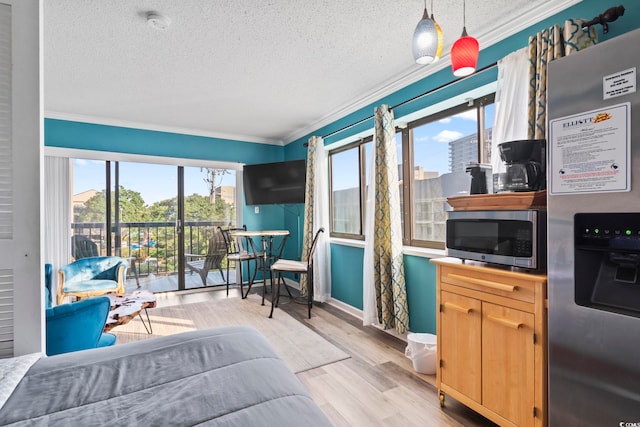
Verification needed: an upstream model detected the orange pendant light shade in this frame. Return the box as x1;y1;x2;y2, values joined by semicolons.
432;14;444;62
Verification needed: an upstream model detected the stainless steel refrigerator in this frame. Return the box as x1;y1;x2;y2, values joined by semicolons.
547;28;640;425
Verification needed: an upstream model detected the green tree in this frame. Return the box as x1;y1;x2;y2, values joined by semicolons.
118;187;149;222
148;198;178;221
184;194;215;221
75;186;148;223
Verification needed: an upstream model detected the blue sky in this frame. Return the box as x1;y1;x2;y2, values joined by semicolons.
73;160;236;205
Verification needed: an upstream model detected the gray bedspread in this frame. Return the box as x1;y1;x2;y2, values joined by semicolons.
0;326;332;427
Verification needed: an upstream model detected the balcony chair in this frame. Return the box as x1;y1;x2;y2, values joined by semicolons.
57;256;127;305
46;296;116;356
270;228;324;319
71;234;99;260
218;225;260;298
185;229;228;287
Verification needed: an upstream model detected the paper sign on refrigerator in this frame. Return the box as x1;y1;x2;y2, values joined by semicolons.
549;102;631;194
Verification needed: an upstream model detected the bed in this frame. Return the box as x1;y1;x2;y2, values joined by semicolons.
0;326;332;426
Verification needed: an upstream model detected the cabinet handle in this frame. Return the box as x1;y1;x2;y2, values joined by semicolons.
448;273;516;292
443;302;472;314
487;315;523;329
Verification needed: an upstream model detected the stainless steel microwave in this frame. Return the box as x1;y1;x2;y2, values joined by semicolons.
445;209;546;270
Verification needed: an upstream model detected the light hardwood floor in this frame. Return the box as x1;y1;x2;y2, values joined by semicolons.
153;285;497;427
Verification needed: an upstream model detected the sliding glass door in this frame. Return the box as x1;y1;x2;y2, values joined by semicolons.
71;158;238;293
182;167;237;289
115;162;179;291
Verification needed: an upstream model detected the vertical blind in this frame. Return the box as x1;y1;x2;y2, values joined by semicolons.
0;3;14;358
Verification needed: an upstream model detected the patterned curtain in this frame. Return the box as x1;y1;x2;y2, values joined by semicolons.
527;19;598;139
363;105;409;334
300;135;331;301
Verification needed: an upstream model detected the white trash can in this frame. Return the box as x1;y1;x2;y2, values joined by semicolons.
405;333;437;374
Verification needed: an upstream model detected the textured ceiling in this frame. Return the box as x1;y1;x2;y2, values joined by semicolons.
43;0;581;145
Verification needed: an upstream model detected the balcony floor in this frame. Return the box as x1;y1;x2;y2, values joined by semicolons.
125;270;241;294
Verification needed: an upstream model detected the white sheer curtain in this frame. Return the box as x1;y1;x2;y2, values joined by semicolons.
362;142;378;326
491;47;530;177
312;144;331;302
44;156;71;302
301;136;331;302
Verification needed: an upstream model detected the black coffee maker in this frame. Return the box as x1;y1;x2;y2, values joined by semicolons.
497;139;546;192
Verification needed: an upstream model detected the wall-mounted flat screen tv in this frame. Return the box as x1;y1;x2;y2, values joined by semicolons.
243;160;306;205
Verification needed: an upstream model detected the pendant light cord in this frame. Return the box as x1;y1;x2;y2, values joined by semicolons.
463;0;466;28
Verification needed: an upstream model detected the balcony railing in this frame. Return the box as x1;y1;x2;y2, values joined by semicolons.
71;221;229;279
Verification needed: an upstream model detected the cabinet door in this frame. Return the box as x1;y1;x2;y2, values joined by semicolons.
440;291;482;403
482;302;535;427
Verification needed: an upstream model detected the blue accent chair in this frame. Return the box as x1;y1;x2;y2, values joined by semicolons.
44;263;53;309
45;296;116;356
57;256;128;305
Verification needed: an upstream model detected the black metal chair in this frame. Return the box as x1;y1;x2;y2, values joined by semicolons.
269;228;324;319
218;225;260;298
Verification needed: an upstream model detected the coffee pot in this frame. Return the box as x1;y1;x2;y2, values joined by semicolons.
497;139;546;192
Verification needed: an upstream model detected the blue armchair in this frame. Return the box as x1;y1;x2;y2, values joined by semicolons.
57;256;128;305
45;296;116;356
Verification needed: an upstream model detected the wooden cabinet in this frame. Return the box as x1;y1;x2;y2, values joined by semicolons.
431;257;547;427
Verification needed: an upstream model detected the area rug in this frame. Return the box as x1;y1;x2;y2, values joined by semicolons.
111;295;350;373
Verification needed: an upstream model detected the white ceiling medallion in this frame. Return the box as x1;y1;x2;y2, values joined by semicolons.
146;12;171;30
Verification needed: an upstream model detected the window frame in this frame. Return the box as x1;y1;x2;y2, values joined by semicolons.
328;137;371;240
327;93;495;248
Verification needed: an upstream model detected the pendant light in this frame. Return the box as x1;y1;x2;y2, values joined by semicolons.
412;0;438;65
450;0;479;77
430;0;444;63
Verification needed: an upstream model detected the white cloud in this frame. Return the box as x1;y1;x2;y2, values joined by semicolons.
415;135;429;143
434;130;463;143
439;118;452;124
455;110;477;121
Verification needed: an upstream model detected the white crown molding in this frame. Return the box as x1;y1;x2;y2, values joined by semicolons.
44;111;285;147
283;0;582;145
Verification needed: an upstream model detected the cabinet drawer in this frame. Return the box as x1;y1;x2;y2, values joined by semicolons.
440;265;535;304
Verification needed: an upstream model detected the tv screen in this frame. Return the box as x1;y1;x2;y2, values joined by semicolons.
243;160;306;205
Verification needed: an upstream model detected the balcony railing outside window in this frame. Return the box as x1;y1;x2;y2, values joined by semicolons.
71;221;228;279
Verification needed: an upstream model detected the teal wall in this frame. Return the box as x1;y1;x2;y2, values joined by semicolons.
45;119;282;164
404;255;437;333
330;244;364;308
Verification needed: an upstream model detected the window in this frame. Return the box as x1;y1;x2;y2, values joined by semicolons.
329;138;370;238
329;95;494;248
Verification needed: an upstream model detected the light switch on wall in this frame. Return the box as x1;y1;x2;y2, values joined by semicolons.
254;206;259;214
